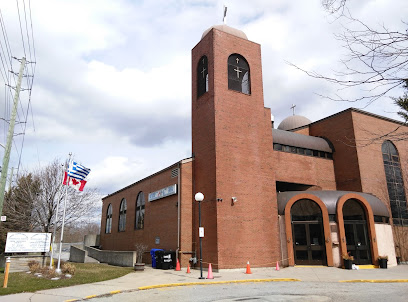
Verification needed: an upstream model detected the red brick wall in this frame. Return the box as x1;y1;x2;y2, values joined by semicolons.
309;110;362;191
100;162;192;264
192;29;219;267
351;111;408;210
192;29;280;269
273;152;336;190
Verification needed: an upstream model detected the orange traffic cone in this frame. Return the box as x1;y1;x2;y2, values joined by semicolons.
245;261;252;274
186;264;191;273
176;259;181;271
275;261;280;271
206;263;214;279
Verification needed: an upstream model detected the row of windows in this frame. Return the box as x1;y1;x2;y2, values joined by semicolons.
197;53;251;98
105;192;145;234
273;143;333;160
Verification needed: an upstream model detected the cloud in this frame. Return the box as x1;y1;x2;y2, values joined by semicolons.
1;0;406;209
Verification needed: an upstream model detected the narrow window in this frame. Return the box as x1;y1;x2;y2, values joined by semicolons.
382;141;408;225
228;54;251;94
135;192;145;230
197;56;208;98
118;198;127;232
105;204;112;234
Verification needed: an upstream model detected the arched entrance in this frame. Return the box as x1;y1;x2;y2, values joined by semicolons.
343;199;372;264
291;199;326;265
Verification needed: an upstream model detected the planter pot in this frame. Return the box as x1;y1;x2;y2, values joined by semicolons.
134;263;145;271
343;259;353;270
379;259;388;269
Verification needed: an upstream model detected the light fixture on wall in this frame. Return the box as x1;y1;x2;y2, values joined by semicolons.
232;197;237;204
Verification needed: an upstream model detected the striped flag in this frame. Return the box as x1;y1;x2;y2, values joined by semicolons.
63;161;91;191
67;162;90;180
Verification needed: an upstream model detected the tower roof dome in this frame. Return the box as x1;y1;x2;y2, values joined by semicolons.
277;115;312;131
201;24;248;40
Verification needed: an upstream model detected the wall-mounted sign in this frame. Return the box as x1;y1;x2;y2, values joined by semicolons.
5;232;51;253
148;184;177;202
199;227;204;238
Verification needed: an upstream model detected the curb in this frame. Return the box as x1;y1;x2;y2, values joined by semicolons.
63;278;301;301
138;278;301;290
339;279;408;283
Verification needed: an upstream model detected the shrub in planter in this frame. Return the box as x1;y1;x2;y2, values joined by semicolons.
378;256;388;269
134;243;148;271
343;253;354;270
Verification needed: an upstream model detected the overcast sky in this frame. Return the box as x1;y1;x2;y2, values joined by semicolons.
0;0;407;199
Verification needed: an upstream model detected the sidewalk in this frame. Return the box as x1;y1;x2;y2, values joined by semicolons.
1;264;407;302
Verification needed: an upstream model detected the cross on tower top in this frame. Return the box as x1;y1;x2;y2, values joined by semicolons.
290;104;296;115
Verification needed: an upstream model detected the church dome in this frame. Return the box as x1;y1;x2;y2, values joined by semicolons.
201;24;248;40
277;115;312;131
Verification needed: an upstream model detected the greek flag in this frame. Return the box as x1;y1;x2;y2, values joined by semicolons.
67;161;91;180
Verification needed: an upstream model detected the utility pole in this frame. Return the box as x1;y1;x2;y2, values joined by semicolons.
8;167;14;193
0;57;26;218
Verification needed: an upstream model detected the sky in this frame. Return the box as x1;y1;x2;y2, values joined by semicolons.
0;0;407;202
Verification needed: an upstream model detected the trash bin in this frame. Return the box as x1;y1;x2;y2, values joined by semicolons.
150;249;164;268
155;250;164;269
161;251;176;270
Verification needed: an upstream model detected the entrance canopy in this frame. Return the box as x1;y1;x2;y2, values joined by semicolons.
277;191;389;217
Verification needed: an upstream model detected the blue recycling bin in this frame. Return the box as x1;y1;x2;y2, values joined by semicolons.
150;249;164;268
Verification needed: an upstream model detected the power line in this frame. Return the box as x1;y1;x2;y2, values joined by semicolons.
15;0;27;59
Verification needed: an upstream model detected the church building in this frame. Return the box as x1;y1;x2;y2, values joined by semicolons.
99;24;408;269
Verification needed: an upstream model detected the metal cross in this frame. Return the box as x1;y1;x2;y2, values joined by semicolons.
236;57;239;64
234;67;242;78
290;104;296;115
201;67;206;79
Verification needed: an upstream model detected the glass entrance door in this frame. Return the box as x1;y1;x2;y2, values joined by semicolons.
293;221;325;265
344;221;371;264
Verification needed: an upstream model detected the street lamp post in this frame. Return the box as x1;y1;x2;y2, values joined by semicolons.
195;192;205;279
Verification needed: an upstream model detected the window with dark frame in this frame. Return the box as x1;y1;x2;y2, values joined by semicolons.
135;192;145;230
273;143;332;160
105;204;112;234
118;198;127;232
228;54;250;94
197;56;208;98
382;141;408;225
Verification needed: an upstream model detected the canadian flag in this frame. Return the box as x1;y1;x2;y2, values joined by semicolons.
63;172;87;191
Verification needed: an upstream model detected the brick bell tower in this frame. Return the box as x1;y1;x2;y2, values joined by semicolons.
192;24;280;269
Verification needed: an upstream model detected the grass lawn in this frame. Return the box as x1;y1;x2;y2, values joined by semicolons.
0;263;134;296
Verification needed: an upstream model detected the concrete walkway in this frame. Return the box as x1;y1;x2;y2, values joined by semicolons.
1;265;407;302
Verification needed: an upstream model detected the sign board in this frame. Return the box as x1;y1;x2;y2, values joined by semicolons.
148;184;177;202
5;232;51;253
199;227;204;238
1;216;6;222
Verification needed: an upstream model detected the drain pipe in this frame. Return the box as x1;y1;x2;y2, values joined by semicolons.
176;162;181;261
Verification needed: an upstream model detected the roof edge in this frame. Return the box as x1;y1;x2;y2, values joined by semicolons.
102;157;193;201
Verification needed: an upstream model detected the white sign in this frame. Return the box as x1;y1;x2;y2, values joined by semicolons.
199;227;204;238
148;184;177;202
1;216;6;222
5;232;51;253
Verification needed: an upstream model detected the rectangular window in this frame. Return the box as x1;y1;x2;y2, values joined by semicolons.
273;143;282;151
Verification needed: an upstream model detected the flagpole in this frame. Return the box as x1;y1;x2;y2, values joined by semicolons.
49;162;66;268
56;153;72;274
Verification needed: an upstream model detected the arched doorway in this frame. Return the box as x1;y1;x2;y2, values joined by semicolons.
343;199;372;264
291;199;326;265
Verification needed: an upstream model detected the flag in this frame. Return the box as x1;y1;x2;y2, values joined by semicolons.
67;161;90;180
63;172;87;191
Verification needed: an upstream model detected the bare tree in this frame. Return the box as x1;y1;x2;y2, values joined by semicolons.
0;159;100;250
290;1;408;107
